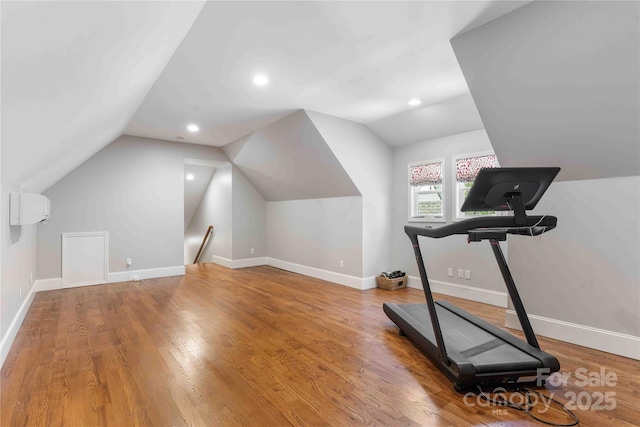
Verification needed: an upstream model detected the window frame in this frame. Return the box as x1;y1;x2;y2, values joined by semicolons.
452;151;499;221
408;158;445;223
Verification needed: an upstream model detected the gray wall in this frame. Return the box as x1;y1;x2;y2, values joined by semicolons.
185;164;265;264
1;178;38;338
307;111;393;277
222;110;368;278
232;166;266;260
509;176;640;336
451;0;639;182
266;197;363;277
184;164;216;228
184;165;233;264
39;135;229;278
448;0;640;342
391;129;505;291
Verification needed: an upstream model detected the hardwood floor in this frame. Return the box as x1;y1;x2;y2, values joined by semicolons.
1;264;638;426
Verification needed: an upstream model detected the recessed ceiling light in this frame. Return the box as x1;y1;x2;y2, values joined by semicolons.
187;124;199;132
186;174;194;181
408;99;421;106
253;74;269;86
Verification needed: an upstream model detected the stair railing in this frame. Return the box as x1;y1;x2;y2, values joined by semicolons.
193;225;214;264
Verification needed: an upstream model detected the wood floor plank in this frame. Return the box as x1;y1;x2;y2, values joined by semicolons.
1;263;638;426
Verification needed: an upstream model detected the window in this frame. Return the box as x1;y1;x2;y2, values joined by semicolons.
454;152;499;219
408;159;444;222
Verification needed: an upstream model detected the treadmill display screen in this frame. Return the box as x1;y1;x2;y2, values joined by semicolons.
461;167;560;212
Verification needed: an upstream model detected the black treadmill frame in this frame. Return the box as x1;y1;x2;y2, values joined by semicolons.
385;168;562;391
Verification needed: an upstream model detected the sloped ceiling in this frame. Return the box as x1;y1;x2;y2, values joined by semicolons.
2;1;536;195
367;93;484;147
221;110;359;201
1;1;205;193
451;1;640;181
124;1;529;147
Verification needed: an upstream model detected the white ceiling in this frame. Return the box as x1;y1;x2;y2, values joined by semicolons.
367;93;484;147
1;1;206;193
2;1;532;194
125;1;529;147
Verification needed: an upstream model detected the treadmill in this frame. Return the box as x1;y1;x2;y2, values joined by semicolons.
383;167;561;391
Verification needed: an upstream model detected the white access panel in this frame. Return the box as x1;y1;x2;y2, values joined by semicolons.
62;232;109;288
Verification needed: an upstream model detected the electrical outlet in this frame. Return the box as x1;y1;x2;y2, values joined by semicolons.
126;258;132;266
447;267;453;277
458;269;464;278
465;270;471;280
250;248;255;254
339;260;344;268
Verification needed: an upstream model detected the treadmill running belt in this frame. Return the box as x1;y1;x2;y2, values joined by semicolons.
397;303;541;373
460;338;504;359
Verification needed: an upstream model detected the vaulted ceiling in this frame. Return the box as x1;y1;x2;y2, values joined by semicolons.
125;1;525;148
2;1;637;196
1;1;206;193
2;0;527;193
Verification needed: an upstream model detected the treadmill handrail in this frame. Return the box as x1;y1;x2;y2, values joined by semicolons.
407;232;450;365
490;240;540;348
405;215;556;239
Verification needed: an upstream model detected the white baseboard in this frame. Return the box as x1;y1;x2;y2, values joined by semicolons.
408;275;507;307
34;277;63;292
266;257;373;290
64;279;107;289
506;310;640;360
234;257;268;269
0;285;37;368
32;266;186;293
361;276;378;290
211;255;267;269
210;256;377;290
108;265;185;283
211;255;234;269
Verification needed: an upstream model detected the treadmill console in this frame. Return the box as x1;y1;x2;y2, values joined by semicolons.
461;167;560;212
